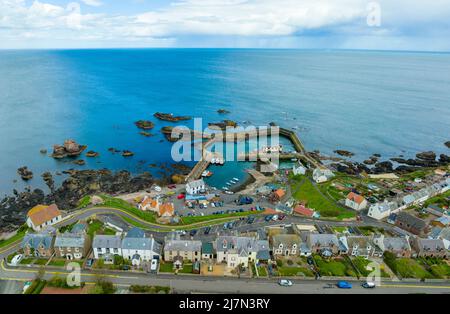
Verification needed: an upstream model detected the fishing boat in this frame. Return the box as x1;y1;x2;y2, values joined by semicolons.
222;187;229;191
201;170;213;177
233;177;239;181
226;182;232;186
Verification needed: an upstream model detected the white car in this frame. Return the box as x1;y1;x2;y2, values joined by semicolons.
11;254;23;266
272;215;279;221
279;279;293;287
362;282;376;289
153;185;162;192
150;259;158;273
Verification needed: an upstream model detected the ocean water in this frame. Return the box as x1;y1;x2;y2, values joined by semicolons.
0;49;450;196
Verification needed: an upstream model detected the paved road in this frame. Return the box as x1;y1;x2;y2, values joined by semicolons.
1;261;449;294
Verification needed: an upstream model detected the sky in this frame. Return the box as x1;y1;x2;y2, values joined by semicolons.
0;0;450;50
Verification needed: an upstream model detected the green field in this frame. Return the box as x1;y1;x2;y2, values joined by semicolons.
291;177;355;219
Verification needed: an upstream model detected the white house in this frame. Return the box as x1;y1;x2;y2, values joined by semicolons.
121;228;161;266
367;200;400;220
93;235;122;264
293;163;307;176
312;168;334;183
215;236;270;269
345;192;368;211
186;179;206;195
26;204;62;232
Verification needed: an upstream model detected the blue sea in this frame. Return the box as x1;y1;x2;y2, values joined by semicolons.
1;49;450;196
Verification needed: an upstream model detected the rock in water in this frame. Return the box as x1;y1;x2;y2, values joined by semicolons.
122;150;134;157
217;109;230;114
86;151;99;157
134;120;155;130
17;166;33;180
445;141;450;149
439;154;450;163
52;139;86;159
334;150;355;157
416;151;436;161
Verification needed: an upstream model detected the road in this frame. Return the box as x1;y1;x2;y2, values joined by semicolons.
1;260;449;294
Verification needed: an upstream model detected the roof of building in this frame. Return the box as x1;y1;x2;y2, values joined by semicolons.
55;233;86;248
416;238;446;252
396;212;427;231
256;240;271;260
438;227;450;241
122;237;160;252
125;227;145;238
273;189;285;199
434;216;450;226
141;197;158;208
159;202;175;216
308;233;339;247
293;205;314;217
383;237;411;251
186;179;205;189
271;234;300;248
346;236;373;248
215;236;262;255
201;242;214;255
346;192;366;204
93;235;122;249
21;233;54;250
27;204;61;227
164;240;202;252
71;223;87;234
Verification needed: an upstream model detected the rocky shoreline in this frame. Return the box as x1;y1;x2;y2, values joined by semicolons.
154;112;191;122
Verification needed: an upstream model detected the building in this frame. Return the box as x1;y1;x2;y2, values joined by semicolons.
293;163;307;176
307;233;340;256
26;204;62;231
411;238;447;258
54;232;90;260
270;189;286;203
345;236;375;258
186;179;205;195
367;200;400;220
293;205;315;217
395;212;428;235
424;205;448;217
345;192;368;211
215;236;270;268
138;196;159;212
435;227;450;250
21;233;54;258
93;235;122;264
164;239;202;263
121;227;161;266
271;234;301;257
201;242;215;260
373;235;412;258
432;216;450;228
312;168;334;183
158;202;175;217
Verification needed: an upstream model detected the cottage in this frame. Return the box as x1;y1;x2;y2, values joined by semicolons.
93;235;122;264
345;236;375;258
159;202;175;217
307;233;340;256
164;239;202;263
345;192;368;211
271;234;301;257
186;179;205;195
26;204;62;231
293;205;315;218
215;236;270;268
436;227;450;250
138;196;159;212
21;233;54;258
312;168;334;183
121;228;161;266
293;163;307;176
373;235;412;258
367;200;400;220
54;232;90;260
395;212;428;235
411;238;447;258
270;189;286;203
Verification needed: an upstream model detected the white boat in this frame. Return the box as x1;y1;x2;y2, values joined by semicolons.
222;187;229;191
233;177;239;181
226;182;232;186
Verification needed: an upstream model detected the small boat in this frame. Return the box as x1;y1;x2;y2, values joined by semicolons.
222;187;229;191
226;182;232;186
202;170;213;177
233;177;239;181
291;158;298;162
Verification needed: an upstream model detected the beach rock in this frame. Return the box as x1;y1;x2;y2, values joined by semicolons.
17;167;33;180
445;141;450;149
217;109;230;114
171;174;185;184
52;139;86;159
439;154;450;163
416;151;436;161
334;150;354;157
139;131;154;137
154;112;191;122
395;166;420;173
363;159;377;165
40;149;47;154
41;172;55;191
122;150;134;157
160;126;180;142
73;159;86;166
134;120;155;130
208;120;238;130
86;151;99;157
269;122;277;127
373;161;393;174
373;154;381;158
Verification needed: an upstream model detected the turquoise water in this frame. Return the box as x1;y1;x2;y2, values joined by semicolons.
0;49;450;195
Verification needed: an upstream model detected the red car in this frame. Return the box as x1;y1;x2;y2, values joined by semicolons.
168;184;177;189
177;194;185;199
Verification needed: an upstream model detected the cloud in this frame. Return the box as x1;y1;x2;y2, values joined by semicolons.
0;0;449;50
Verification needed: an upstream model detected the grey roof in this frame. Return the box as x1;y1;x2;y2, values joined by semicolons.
346;236;373;248
93;235;122;249
55;233;86;248
308;233;339;247
122;237;161;252
271;234;300;248
71;223;87;234
164;240;202;252
383;237;411;251
438;227;450;241
21;233;53;250
215;236;267;256
416;238;446;252
396;212;427;231
187;179;205;189
125;227;145;238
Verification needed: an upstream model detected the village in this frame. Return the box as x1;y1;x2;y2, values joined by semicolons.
2;154;449;294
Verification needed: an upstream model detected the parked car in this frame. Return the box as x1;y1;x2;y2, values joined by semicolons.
204;227;211;235
189;229;198;237
150;259;158;273
362;282;376;289
247;216;255;224
278;279;293;287
86;258;94;267
168;184;177;189
11;254;23;266
278;214;286;220
228;222;234;229
272;215;279;221
265;215;273;222
177;194;185;199
223;223;229;230
337;281;352;289
153;185;162;192
122;265;130;271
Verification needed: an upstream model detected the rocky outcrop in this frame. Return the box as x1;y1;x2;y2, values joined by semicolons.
445;141;450;149
139;131;154;137
40;149;47;154
208;120;238;130
334;150;354;157
160;126;180;142
41;172;55;191
154;112;191;122
373;161;394;174
439;154;450;163
17;166;33;180
134;120;155;130
122;150;134;157
217;109;230;114
51;139;86;159
73;159;86;166
416;151;436;161
86;151;99;157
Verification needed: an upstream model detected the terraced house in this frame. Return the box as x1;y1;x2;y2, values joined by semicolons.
54;232;91;260
121;228;161;266
215;236;270;269
93;235;122;264
373;235;412;258
21;233;54;258
271;234;301;257
307;233;340;257
411;238;447;258
164;239;202;263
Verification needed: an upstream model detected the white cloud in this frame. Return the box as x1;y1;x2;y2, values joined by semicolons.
80;0;103;7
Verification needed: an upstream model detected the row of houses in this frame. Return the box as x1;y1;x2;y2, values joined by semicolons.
368;177;450;220
270;232;448;259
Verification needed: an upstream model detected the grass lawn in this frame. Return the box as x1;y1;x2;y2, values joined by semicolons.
159;262;174;273
178;264;193;274
278;266;314;277
257;266;268;277
179;211;254;225
47;259;67;267
77;195;91;209
20;258;35;265
98;196;157;223
384;253;434;279
313;255;357;277
357;226;385;236
417;257;450;279
34;259;49;266
87;220;103;237
352;257;390;278
0;225;28;249
291;178;355;219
